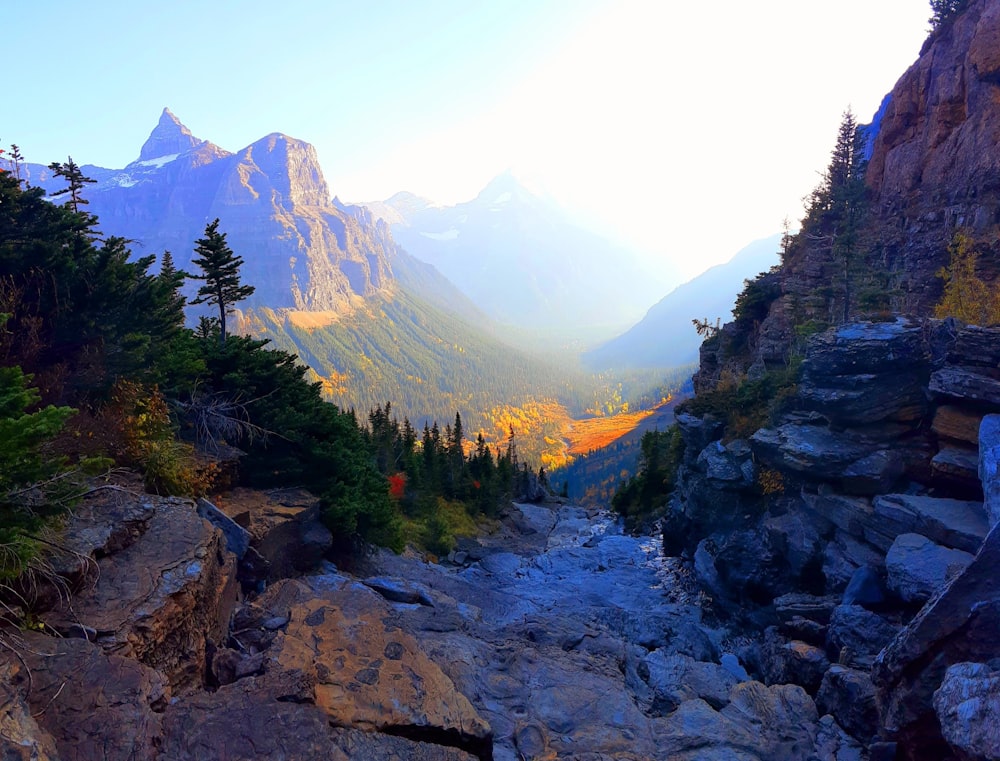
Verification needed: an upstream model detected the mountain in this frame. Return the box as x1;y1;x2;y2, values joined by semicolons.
366;171;670;332
582;234;782;370
24;109;397;316
22;109;587;429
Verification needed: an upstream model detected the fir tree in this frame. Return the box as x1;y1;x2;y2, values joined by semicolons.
189;219;255;344
48;156;96;213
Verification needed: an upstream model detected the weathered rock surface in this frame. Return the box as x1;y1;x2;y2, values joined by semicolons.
816;665;879;744
874;522;1000;759
40;495;238;691
885;532;974;604
827;605;901;669
253;578;492;756
4;633;168;761
0;663;60;761
933;662;1000;760
760;628;830;694
981;414;1000;528
216;487;332;581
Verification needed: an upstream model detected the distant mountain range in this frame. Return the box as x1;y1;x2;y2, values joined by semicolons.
20;109;589;428
364;172;670;332
583;234;782;369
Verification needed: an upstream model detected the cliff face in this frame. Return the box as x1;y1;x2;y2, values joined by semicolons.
698;0;1000;387
865;0;1000;306
26;109;396;315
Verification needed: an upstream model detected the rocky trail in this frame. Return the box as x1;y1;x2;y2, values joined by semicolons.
0;483;860;761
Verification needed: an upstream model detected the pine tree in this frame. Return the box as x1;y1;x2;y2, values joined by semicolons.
189;219;255;344
929;0;969;28
48;156;96;213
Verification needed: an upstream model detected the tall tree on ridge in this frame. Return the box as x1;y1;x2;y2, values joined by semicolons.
189;219;255;345
48;156;96;213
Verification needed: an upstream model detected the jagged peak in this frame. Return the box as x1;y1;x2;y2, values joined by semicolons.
135;108;206;163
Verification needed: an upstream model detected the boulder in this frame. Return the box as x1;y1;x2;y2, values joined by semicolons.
797;320;930;425
256;579;492;758
948;325;1000;369
763;512;825;581
751;425;871;480
980;414;1000;528
874;523;1000;760
822;530;885;594
649;682;822;761
827;605;900;669
816;665;879;744
642;650;741;714
696;440;754;486
0;663;60;761
3;632;168;761
933;662;1000;760
872;494;988;553
933;405;984;445
40;496;238;691
930;367;1000;406
215;488;332;580
931;446;982;494
812;714;865;761
841;566;886;608
759;628;829;694
841;450;907;495
885;533;974;604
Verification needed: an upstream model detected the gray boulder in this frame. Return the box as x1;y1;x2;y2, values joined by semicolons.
980;414;1000;529
871;494;988;553
933;662;1000;760
759;628;829;694
827;605;900;669
816;665;879;744
885;533;974;604
874;523;1000;759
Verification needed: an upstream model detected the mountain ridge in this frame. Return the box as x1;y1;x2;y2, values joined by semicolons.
584;234;782;369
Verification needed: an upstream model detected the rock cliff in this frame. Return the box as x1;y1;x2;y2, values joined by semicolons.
669;317;1000;759
735;0;1000;371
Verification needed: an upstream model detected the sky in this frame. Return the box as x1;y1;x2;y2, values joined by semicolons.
8;0;931;284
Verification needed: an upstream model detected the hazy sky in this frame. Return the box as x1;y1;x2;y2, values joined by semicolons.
8;0;930;283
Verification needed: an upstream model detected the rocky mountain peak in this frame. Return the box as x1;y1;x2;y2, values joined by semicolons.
237;132;331;208
136;107;207;163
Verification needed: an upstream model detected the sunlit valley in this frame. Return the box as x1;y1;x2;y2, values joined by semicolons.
5;2;1000;759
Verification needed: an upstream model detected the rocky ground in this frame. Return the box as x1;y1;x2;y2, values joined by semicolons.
1;479;865;761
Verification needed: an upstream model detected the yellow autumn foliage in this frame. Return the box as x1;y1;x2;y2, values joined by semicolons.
934;232;1000;326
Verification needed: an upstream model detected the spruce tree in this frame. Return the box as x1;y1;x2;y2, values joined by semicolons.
189;219;255;344
48;156;96;213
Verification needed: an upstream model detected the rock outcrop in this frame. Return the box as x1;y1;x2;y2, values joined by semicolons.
671;320;1000;758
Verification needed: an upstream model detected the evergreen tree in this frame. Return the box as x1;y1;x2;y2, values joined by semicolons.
47;156;96;214
929;0;969;28
8;144;24;181
189;219;255;344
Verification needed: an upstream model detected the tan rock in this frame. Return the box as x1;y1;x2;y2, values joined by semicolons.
0;662;61;761
41;496;238;691
932;405;985;445
258;579;491;755
214;487;331;579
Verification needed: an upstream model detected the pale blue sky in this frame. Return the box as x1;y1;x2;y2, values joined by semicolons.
8;1;931;281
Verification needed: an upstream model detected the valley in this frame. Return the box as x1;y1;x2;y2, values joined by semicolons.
6;2;1000;759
